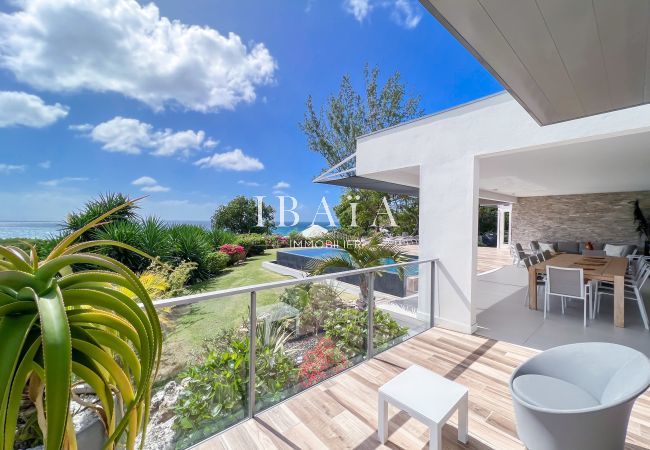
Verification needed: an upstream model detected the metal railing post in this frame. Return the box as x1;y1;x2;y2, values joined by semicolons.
430;260;436;328
366;272;375;359
248;291;257;419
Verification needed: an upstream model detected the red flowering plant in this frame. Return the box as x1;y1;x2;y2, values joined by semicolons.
298;337;348;388
275;235;289;247
219;244;246;264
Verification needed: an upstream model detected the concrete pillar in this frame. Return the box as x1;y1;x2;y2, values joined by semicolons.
416;157;477;334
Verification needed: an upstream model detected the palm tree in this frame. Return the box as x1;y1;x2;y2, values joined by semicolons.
308;237;406;310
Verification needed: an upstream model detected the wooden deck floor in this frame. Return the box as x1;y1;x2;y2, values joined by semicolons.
476;247;513;274
197;328;650;449
402;245;514;274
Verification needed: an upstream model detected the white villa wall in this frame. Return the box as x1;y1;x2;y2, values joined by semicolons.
355;92;650;333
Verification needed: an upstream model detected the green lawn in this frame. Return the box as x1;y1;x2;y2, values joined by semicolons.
158;249;291;381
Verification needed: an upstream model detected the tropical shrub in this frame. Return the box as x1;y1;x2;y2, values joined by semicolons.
287;230;304;245
169;224;213;282
65;192;138;240
93;219;147;271
219;244;246;264
209;228;237;248
278;284;311;310
275;235;289;247
0;201;162;450
236;233;268;256
324;308;408;357
298;337;348;388
260;234;287;249
173;326;297;447
205;251;230;274
300;284;344;334
142;258;197;299
137;216;172;261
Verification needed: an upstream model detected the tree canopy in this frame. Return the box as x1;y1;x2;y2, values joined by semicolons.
211;196;275;234
300;64;424;169
334;189;419;236
301;65;424;236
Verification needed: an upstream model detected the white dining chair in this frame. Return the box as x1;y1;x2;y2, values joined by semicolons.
594;262;649;330
545;266;592;327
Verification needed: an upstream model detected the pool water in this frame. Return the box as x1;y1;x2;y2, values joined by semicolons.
282;247;418;275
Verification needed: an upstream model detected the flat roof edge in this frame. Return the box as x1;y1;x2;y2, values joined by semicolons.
357;90;509;142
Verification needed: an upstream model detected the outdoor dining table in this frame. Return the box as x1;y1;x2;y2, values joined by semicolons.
528;253;629;327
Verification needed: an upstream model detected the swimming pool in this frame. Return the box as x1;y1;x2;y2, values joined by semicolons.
278;247;419;275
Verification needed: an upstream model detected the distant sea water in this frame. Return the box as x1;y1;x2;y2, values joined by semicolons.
0;220;335;240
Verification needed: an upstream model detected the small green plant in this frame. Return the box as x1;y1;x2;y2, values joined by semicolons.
632;199;649;240
324;308;408;357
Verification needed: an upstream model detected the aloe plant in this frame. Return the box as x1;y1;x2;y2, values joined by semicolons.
0;200;162;449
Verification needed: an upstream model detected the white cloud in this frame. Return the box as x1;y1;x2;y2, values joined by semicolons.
344;0;372;21
74;117;213;157
204;138;219;149
85;117;151;154
273;181;290;190
195;149;264;172
343;0;421;28
141;184;170;193
391;0;422;29
0;163;26;174
238;180;261;187
132;176;157;186
0;91;68;127
132;176;170;193
69;124;93;132
39;177;88;187
38;160;51;169
0;0;277;112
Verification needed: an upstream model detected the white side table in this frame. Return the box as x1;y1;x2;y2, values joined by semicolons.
378;365;469;450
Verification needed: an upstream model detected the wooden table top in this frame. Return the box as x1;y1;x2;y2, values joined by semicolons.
532;253;628;281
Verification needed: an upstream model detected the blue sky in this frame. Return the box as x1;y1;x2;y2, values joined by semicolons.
0;0;502;221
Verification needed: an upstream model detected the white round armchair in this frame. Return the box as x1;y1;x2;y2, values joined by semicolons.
510;342;650;450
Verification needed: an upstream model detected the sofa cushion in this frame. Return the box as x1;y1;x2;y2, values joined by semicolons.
513;374;600;410
557;241;579;254
539;242;557;254
604;244;635;257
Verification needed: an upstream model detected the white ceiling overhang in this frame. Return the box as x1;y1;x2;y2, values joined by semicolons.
478;130;650;197
421;0;650;125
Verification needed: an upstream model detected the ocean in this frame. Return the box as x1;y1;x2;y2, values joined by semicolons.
0;221;335;240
